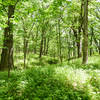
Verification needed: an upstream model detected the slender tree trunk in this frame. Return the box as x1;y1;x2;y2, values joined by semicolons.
72;28;82;58
73;41;77;58
23;36;28;69
99;39;100;55
0;5;15;71
77;0;83;58
67;30;71;61
90;27;93;56
58;19;62;63
77;27;82;58
43;36;46;55
34;26;38;54
46;37;49;55
56;25;59;59
39;28;44;58
82;0;88;64
77;41;82;58
67;41;70;61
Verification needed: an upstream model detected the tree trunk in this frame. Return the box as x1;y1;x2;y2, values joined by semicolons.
99;39;100;55
34;26;38;54
77;0;83;58
43;36;46;55
73;41;76;58
39;28;44;58
23;36;28;69
77;41;82;58
58;19;62;63
67;30;71;61
90;27;93;56
0;5;15;71
82;0;88;64
46;37;49;55
77;26;82;58
72;28;82;58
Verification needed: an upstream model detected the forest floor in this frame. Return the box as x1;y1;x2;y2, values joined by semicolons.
0;54;100;100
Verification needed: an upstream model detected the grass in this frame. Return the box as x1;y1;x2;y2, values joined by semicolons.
0;55;100;100
14;53;59;69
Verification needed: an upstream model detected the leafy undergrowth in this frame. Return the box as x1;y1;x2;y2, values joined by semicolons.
14;53;59;70
0;56;100;100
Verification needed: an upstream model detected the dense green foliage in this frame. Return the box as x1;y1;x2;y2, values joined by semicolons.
0;55;100;100
0;0;100;100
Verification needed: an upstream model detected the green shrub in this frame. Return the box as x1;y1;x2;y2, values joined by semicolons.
0;55;100;100
47;58;58;64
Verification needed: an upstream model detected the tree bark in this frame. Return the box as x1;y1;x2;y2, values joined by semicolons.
39;28;44;58
0;5;15;71
82;0;88;64
46;37;49;55
72;28;82;58
43;36;46;55
23;36;28;69
98;39;100;55
77;26;82;58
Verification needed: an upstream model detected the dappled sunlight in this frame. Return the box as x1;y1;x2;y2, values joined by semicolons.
0;60;100;99
54;67;90;86
67;55;100;70
0;0;100;99
0;54;98;99
88;56;100;64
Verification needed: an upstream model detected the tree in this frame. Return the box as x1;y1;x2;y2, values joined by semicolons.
0;1;18;71
82;0;88;64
